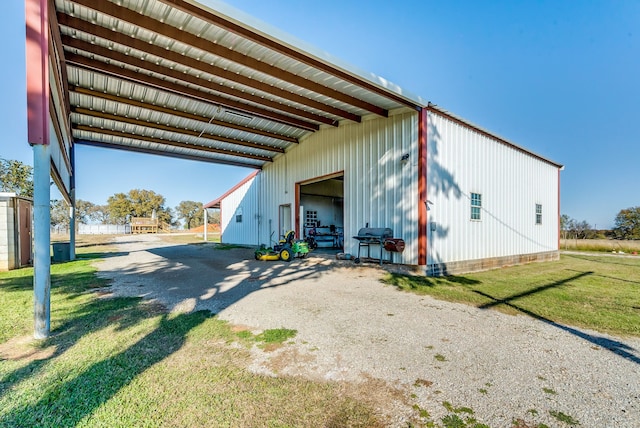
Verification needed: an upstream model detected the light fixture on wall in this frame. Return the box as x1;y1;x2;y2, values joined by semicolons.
424;199;433;211
401;153;410;162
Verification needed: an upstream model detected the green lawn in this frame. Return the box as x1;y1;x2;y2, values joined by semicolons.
383;254;640;337
0;244;384;428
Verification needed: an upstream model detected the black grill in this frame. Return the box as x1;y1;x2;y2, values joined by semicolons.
352;227;393;265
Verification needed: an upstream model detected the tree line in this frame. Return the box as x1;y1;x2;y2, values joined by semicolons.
3;158;639;237
50;190;218;230
560;210;640;240
1;158;218;230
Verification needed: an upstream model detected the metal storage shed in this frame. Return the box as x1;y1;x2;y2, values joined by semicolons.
0;193;33;271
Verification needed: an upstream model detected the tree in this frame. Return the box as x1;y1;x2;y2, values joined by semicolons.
176;201;204;229
107;192;133;224
76;200;97;224
91;205;111;224
0;158;33;197
613;207;640;240
50;199;98;227
50;199;69;228
207;209;221;226
561;215;594;239
106;189;173;225
573;220;593;239
560;214;571;239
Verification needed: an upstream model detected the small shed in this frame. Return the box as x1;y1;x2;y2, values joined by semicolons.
0;193;33;271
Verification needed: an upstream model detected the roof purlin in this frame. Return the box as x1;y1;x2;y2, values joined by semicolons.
75;139;262;169
66;0;390;117
72;125;273;163
71;107;286;154
58;15;362;123
63;39;340;127
65;55;321;131
69;86;299;144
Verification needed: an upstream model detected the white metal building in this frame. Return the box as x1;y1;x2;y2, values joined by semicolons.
210;103;561;274
27;0;561;335
205;170;259;245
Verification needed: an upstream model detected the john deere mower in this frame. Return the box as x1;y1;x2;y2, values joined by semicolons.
254;230;310;262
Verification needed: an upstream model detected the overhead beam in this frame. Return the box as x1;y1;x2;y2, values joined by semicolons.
65;54;321;131
62;41;337;128
65;0;389;117
47;0;71;132
58;16;362;123
161;0;416;110
72;124;274;163
75;139;261;169
69;86;298;144
71;107;285;154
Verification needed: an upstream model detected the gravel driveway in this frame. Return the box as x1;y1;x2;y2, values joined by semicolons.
96;235;640;427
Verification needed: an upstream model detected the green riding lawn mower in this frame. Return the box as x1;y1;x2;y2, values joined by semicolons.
254;230;310;262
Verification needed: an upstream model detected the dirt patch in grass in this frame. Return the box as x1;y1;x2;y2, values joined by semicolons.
0;335;56;362
267;347;317;373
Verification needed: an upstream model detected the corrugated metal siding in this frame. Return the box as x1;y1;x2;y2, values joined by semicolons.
220;174;260;246
427;112;559;265
257;110;420;264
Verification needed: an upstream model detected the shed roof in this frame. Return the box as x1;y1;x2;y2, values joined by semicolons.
203;169;258;209
52;0;426;169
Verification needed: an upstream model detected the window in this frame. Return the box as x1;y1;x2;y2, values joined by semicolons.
536;204;542;225
305;210;318;227
235;215;242;223
470;193;482;220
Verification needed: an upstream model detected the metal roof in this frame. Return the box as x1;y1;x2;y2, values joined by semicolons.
52;0;425;169
203;169;258;209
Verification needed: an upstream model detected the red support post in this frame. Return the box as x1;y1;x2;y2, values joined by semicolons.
418;108;428;266
26;0;50;146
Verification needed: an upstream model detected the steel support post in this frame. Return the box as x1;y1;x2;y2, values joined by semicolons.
33;144;51;339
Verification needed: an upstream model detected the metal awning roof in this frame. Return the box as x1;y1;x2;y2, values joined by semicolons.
51;0;426;169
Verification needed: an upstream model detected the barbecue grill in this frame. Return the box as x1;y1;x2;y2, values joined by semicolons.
352;227;393;265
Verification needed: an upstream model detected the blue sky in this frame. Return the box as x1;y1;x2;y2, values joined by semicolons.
1;1;638;228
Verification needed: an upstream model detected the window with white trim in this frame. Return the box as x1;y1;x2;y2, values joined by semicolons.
535;204;542;225
471;193;482;221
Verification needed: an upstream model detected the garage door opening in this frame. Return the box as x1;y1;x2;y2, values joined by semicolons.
296;173;344;252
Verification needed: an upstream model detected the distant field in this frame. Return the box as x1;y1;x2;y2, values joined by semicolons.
51;232;221;245
560;238;640;253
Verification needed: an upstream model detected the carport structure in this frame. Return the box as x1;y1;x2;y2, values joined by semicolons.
26;0;426;337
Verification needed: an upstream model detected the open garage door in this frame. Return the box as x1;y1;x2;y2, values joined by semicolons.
297;173;344;251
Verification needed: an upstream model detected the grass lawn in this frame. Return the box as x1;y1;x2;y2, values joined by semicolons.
0;241;386;427
383;254;640;337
